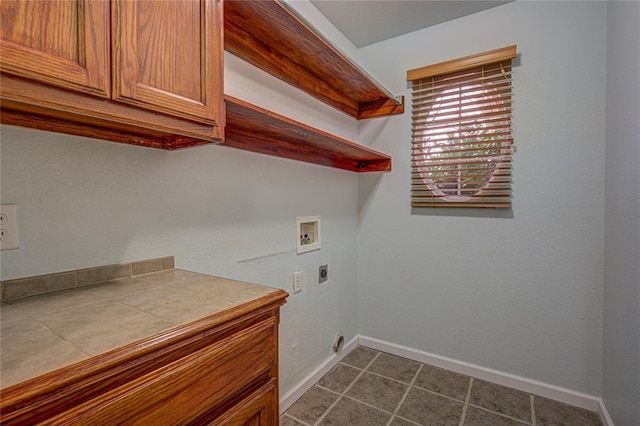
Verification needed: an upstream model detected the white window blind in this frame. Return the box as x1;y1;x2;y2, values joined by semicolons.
407;46;517;208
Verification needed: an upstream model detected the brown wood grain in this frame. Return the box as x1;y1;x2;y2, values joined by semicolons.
45;319;276;424
207;379;277;425
224;95;392;172
1;0;224;147
359;96;405;120
224;0;404;120
0;0;110;97
0;290;288;425
1;72;223;146
1;108;170;149
113;0;224;127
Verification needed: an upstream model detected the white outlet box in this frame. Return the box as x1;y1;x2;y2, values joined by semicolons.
0;204;19;250
297;215;321;254
293;271;302;293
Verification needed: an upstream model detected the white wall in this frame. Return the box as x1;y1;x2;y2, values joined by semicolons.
603;1;640;424
0;50;360;397
357;1;606;395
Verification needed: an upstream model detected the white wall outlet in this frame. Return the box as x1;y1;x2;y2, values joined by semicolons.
293;271;302;293
0;204;19;250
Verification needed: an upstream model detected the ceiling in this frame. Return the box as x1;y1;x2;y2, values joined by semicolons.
309;0;513;48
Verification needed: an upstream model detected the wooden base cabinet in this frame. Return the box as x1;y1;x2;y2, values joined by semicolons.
0;290;288;425
0;0;223;149
208;379;277;426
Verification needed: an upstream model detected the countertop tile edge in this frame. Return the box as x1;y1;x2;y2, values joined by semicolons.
2;256;175;302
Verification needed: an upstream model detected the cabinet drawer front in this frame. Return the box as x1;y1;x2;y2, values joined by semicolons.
0;0;110;97
47;316;277;425
206;379;277;426
113;0;223;128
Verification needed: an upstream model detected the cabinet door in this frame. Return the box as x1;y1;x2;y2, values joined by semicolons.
0;0;110;97
113;0;223;128
207;379;278;426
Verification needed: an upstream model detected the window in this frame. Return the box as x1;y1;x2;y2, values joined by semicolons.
407;46;517;208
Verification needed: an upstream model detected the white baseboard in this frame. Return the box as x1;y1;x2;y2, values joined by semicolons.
598;400;615;426
358;336;614;426
279;335;358;414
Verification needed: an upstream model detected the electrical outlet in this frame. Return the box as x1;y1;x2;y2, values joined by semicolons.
0;204;19;250
293;271;302;293
319;264;328;283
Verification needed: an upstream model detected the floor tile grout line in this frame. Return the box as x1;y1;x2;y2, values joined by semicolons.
340;392;465;426
386;362;424;426
391;415;422;426
310;395;341;425
314;384;343;398
340;362;366;372
336;393;439;425
410;384;469;404
358;365;424;387
458;377;474;426
319;383;451;423
340;394;397;416
314;381;420;416
333;359;472;405
282;413;313;426
284;385;342;424
460;377;534;425
291;385;533;426
316;372;437;422
313;352;381;425
465;403;534;425
345;358;475;402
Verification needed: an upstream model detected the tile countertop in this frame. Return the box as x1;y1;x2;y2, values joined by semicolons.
0;269;281;389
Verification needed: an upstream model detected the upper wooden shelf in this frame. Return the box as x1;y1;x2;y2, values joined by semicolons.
224;0;404;120
224;96;391;172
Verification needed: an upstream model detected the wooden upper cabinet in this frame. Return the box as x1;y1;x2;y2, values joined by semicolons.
112;0;222;124
1;0;224;148
0;0;110;97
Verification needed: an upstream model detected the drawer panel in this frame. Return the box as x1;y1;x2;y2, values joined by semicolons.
207;379;277;426
47;316;277;425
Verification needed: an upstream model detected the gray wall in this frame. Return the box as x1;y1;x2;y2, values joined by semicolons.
356;1;606;395
603;1;640;424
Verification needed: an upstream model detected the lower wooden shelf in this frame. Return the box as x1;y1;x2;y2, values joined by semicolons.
224;95;392;172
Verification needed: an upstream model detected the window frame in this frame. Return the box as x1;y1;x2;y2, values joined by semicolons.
407;46;517;209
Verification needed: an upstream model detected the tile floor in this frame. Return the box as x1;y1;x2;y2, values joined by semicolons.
281;346;603;426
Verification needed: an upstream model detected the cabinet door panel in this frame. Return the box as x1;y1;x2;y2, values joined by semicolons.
113;0;222;126
207;379;277;426
0;0;110;97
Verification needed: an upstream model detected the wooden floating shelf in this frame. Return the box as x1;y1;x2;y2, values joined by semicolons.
224;0;404;120
224;96;392;172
